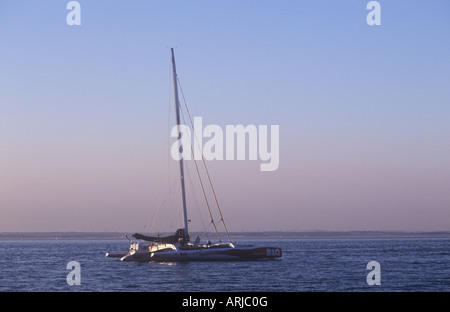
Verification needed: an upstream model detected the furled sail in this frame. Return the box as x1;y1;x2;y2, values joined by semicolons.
132;228;189;244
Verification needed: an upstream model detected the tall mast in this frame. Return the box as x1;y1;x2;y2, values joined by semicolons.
171;48;189;241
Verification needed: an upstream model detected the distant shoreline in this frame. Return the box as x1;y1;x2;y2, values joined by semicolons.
1;231;449;240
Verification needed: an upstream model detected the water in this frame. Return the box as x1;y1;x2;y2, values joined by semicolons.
0;238;449;292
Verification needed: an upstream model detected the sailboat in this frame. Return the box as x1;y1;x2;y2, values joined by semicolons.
106;49;282;262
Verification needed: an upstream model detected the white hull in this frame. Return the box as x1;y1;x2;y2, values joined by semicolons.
114;243;282;262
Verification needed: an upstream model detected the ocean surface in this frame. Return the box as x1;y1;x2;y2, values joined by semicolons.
0;238;449;292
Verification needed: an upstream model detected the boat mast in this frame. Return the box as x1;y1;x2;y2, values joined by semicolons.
171;48;189;242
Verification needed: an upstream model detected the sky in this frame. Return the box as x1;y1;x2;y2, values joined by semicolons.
1;0;449;233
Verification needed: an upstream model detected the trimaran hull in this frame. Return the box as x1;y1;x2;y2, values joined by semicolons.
117;246;282;262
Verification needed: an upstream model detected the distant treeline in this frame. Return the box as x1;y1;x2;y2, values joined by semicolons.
1;231;449;240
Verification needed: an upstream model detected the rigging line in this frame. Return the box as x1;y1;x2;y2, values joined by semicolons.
141;61;174;235
180;106;221;242
177;77;231;242
167;60;174;232
179;103;222;243
183;149;210;240
149;176;180;234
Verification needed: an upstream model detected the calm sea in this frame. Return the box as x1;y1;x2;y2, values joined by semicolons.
0;238;449;292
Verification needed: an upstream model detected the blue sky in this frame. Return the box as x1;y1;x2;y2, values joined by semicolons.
1;1;449;232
